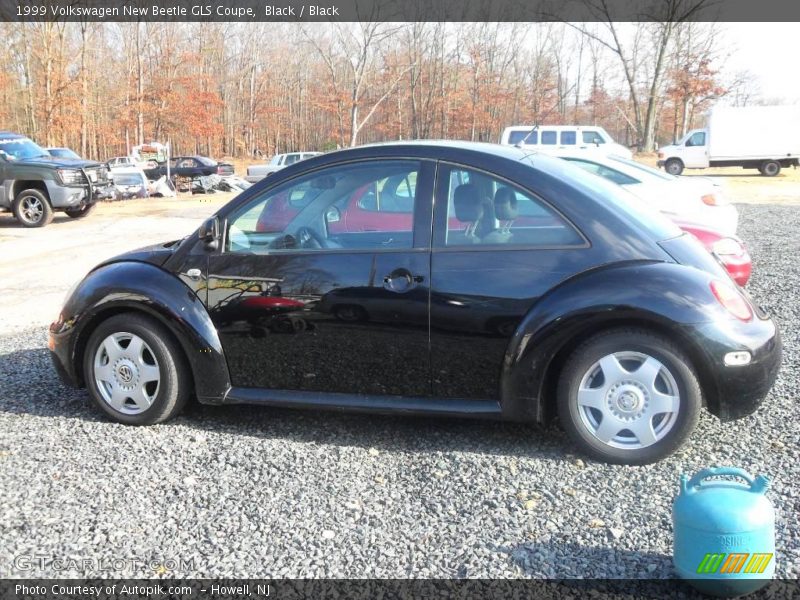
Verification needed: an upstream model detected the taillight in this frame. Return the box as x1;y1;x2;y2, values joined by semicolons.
710;280;752;321
701;192;728;206
711;237;745;258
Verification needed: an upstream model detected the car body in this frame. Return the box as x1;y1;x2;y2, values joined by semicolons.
246;152;322;182
108;167;149;201
0;132;113;227
144;155;234;180
553;151;738;235
46;147;82;160
49;141;781;464
500;125;633;159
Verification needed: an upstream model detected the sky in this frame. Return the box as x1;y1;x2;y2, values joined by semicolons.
722;23;800;102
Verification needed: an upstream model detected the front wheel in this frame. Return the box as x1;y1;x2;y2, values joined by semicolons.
83;313;191;425
65;203;97;219
13;189;54;227
664;158;684;176
557;329;701;465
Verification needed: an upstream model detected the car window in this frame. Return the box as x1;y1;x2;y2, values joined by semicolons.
227;160;421;254
437;165;584;248
284;154;300;165
508;130;536;145
541;131;557;145
177;158;196;168
686;131;706;147
564;159;640;186
560;131;577;145
582;131;605;145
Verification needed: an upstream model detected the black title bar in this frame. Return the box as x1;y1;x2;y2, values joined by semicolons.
3;0;800;22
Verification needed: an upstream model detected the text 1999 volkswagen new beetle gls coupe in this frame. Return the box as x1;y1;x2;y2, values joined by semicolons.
49;142;781;464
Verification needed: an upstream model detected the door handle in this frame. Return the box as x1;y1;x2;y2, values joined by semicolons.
383;268;423;292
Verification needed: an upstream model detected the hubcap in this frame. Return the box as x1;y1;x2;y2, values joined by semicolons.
21;196;43;222
93;332;160;415
576;351;680;450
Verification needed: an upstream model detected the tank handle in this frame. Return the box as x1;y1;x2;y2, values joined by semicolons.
682;467;770;494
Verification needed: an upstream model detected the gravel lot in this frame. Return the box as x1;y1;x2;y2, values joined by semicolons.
0;193;798;580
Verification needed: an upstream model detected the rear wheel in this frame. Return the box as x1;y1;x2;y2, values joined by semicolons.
65;203;97;219
83;313;190;425
664;159;684;176
557;329;701;465
13;189;53;227
760;161;781;177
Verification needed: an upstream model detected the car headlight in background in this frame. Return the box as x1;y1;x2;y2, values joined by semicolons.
57;169;85;185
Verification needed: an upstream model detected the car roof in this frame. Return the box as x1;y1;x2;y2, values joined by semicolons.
0;132;29;140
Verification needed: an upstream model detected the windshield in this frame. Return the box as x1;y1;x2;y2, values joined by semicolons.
114;174;144;186
49;148;81;160
608;155;675;182
0;137;50;161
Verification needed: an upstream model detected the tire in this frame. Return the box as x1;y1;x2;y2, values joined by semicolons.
760;161;781;177
664;159;684;176
65;203;97;219
12;188;54;227
557;328;701;465
83;313;191;425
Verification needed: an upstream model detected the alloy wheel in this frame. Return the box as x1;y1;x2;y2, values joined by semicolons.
576;351;680;449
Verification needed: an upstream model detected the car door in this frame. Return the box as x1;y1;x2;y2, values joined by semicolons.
204;158;434;397
429;162;589;400
682;130;710;168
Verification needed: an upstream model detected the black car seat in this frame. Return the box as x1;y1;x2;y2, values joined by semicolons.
451;184;484;244
481;187;519;245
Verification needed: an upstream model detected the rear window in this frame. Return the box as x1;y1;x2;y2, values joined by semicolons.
525;155;682;241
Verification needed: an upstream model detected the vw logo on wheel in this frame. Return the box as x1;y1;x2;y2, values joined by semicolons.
117;365;134;384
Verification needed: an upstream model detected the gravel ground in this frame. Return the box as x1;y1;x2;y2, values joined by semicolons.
0;202;798;580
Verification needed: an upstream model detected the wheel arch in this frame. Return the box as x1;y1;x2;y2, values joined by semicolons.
12;180;50;200
58;261;231;403
499;262;724;423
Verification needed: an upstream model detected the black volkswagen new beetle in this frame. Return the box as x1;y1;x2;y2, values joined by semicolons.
49;142;781;464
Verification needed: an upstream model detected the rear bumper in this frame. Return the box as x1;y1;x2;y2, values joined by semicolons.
685;316;781;421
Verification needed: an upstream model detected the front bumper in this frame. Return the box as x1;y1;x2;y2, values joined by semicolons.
685;315;782;421
45;180;114;208
48;321;81;388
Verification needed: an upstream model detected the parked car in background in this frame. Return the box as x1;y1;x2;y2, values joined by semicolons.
109;167;149;201
0;131;112;227
46;147;82;160
144;156;234;180
657;105;800;176
500;125;633;159
246;152;322;182
554;151;738;235
50;142;781;465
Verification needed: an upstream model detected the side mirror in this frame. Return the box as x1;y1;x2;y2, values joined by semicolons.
198;216;220;250
325;206;341;223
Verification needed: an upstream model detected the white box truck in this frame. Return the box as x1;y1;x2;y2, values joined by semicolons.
657;105;800;176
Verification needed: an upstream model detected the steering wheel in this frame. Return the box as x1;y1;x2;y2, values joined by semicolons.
295;226;327;249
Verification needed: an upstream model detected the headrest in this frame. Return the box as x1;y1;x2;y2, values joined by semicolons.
494;187;519;220
453;184;484;222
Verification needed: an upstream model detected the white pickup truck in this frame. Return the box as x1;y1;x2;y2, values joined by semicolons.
246;152;322;183
657;105;800;176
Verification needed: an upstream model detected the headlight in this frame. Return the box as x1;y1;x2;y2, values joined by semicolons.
712;237;745;257
57;169;85;185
